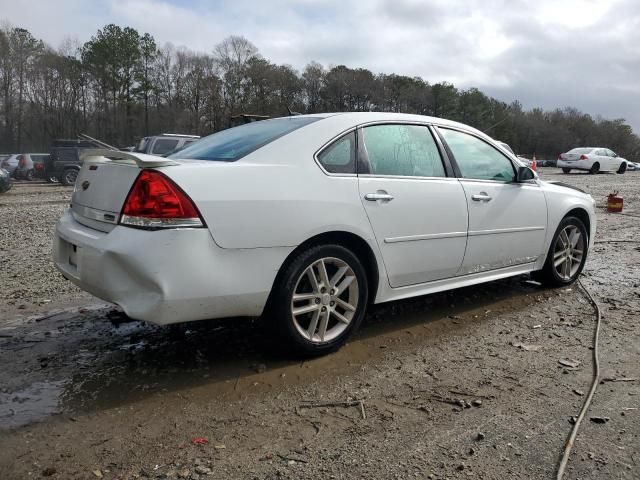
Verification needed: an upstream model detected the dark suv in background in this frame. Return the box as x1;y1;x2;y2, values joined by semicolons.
47;139;104;186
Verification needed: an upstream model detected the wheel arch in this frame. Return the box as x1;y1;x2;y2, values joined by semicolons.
265;231;380;312
565;207;591;241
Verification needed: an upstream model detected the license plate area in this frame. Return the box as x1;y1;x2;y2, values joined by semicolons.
68;243;78;268
58;237;78;272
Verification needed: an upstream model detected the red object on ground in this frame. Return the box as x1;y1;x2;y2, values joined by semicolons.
531;155;537;171
191;437;209;445
607;192;623;213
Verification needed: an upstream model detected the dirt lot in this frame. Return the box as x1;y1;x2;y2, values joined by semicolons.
1;170;639;479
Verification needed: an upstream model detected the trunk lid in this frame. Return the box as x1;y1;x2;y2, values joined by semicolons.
71;149;180;232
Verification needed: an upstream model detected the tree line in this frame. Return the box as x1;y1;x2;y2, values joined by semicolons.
1;22;639;160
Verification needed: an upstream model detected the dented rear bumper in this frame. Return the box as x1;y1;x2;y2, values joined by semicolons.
53;210;291;325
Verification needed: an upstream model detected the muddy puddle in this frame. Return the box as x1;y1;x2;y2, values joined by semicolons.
0;276;548;430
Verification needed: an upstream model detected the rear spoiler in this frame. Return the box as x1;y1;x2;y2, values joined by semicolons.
79;149;180;168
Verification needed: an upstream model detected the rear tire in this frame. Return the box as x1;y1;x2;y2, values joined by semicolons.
617;163;627;174
562;168;571;174
25;169;34;181
589;162;600;174
60;169;78;186
46;176;58;183
268;244;368;357
535;216;588;287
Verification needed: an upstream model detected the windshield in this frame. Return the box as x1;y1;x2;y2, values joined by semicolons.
169;116;320;161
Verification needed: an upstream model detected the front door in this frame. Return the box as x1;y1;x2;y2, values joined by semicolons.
358;123;469;287
437;127;547;275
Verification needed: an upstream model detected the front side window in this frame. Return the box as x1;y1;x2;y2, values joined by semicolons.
169;117;320;162
152;139;179;155
362;124;446;177
317;132;355;174
440;128;515;182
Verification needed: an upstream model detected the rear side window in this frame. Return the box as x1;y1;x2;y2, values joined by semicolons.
317;132;355;174
170;117;320;162
152;139;180;155
362;124;445;177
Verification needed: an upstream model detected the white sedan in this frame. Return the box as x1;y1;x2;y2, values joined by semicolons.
558;147;627;174
54;113;596;355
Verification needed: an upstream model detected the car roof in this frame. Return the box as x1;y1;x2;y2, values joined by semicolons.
291;112;491;142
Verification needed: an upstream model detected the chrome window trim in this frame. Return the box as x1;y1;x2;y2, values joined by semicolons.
313;127;358;177
458;177;540;187
358;174;458;182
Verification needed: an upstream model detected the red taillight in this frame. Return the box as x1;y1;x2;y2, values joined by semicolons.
35;163;44;171
579;154;588;160
120;170;204;229
558;154;563;160
18;155;26;168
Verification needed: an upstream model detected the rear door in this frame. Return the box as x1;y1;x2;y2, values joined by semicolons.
437;127;547;275
358;123;468;287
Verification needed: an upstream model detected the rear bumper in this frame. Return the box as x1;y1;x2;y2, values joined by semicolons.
53;210;293;325
557;160;592;170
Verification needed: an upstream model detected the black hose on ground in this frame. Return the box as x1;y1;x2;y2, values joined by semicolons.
556;279;602;479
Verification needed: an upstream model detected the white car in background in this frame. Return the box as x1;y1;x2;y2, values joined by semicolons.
54;113;596;356
558;147;627;174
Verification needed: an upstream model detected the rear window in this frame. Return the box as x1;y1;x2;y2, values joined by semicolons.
169;116;320;162
567;148;593;154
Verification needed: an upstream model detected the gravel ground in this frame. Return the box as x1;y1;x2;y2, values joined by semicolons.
0;170;638;479
0;181;92;319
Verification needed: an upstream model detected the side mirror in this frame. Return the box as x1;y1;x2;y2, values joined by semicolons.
516;166;535;182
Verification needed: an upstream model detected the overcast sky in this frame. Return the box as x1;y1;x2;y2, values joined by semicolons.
2;0;639;132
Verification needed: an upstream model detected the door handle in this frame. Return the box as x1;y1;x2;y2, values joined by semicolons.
471;193;492;202
365;192;394;202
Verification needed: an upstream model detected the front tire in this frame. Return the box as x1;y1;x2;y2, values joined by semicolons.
536;216;588;287
562;168;571;174
589;162;600;174
269;244;368;356
617;163;627;174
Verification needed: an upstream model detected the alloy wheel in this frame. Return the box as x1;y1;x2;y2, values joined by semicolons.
553;225;585;281
290;257;359;344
